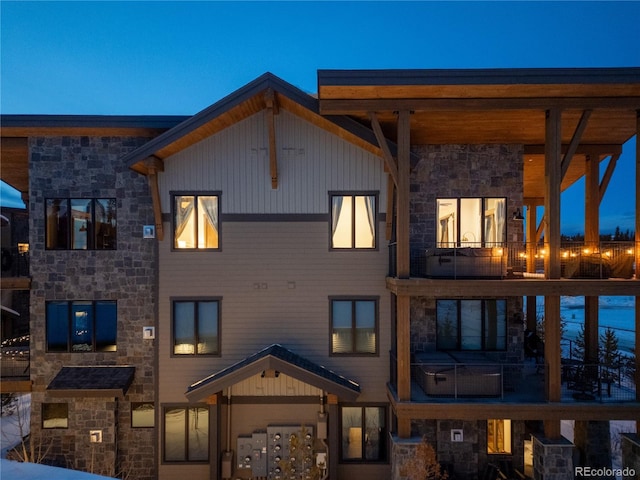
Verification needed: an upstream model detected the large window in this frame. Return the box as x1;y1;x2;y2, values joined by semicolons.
46;301;117;352
340;405;386;462
330;193;377;249
330;298;378;355
436;299;506;351
173;299;220;355
487;419;512;454
437;197;506;247
46;198;117;250
163;406;209;462
173;194;219;249
42;403;68;429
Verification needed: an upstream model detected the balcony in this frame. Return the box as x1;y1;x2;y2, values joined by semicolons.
0;334;30;393
389;241;636;280
0;245;30;290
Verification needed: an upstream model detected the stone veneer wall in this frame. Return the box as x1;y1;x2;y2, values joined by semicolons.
28;136;157;479
409;144;524;260
532;435;574;480
574;420;612;470
621;434;640;479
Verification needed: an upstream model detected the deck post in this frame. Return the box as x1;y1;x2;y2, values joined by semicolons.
584;151;600;364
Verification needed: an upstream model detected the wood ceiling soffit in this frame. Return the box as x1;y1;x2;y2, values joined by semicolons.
0;137;29;192
560;110;591;181
265;88;279;189
599;153;620;203
368;112;398;187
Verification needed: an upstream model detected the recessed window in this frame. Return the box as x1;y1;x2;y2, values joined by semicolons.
437;197;506;247
330;194;377;249
331;298;378;355
173;300;220;355
436;299;506;351
173;194;219;249
46;198;117;250
132;402;155;428
163;406;209;462
340;405;386;462
43;403;68;429
487;419;512;454
46;301;117;353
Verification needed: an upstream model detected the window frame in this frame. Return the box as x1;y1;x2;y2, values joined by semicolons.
436;299;507;352
329;191;379;251
162;404;210;464
339;404;388;464
171;297;222;357
42;403;69;429
45;198;117;250
131;402;155;428
171;191;221;251
329;296;379;356
436;197;507;247
45;300;117;353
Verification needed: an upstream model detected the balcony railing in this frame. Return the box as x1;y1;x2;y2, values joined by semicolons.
1;334;30;379
0;246;30;278
388;241;636;279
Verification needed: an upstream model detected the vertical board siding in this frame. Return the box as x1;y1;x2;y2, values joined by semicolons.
158;221;390;404
159;110;386;213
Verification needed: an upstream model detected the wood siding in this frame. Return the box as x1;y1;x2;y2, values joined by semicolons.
158;220;391;404
158;110;386;214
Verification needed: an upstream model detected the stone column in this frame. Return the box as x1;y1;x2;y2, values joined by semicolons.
621;434;640;479
532;435;574;480
573;420;611;471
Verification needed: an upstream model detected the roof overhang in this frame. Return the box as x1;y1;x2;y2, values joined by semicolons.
318;67;640;200
121;72;386;174
47;365;135;398
185;344;361;402
0;115;186;194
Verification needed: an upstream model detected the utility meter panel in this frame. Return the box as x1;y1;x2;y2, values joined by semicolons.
266;425;314;480
236;431;267;477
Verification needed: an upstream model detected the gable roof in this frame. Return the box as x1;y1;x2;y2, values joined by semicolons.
123;72;385;174
185;344;361;402
47;366;136;398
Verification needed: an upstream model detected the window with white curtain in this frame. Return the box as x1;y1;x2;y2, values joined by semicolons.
173;193;219;249
331;194;377;249
436;197;506;247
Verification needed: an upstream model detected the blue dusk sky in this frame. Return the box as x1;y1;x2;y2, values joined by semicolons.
1;1;639;234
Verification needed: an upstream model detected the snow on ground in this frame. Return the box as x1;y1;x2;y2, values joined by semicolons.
1;394;115;479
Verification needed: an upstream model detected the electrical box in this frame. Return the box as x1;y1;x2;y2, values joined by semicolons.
316;412;327;440
142;326;155;339
89;430;102;443
237;431;267;476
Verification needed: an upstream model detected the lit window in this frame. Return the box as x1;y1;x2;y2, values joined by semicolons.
46;198;117;250
132;402;155;428
437;197;506;247
173;194;219;249
331;194;376;249
43;403;68;429
436;299;506;351
173;300;220;355
487;419;512;454
46;301;117;353
163;406;209;462
331;298;377;355
341;405;386;462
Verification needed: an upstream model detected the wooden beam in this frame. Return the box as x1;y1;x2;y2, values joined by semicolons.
544;108;562;279
396;110;411;279
544;295;562;403
386;175;395;241
368;112;399;187
397;295;411;402
526;204;537;275
636;110;640;402
524;144;622;156
536;214;545;243
599;154;620;203
265;88;279;189
319;96;640;115
560;109;591;181
585;152;600;364
144;156;165;241
0;277;31;290
543;420;562;439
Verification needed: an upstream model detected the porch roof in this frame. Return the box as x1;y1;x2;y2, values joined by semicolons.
185;344;361;402
47;365;136;398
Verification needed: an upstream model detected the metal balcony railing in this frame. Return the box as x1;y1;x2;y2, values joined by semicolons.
1;334;30;379
388;241;637;279
0;246;30;278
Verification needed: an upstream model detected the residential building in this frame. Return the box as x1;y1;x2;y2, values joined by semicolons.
1;68;639;480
